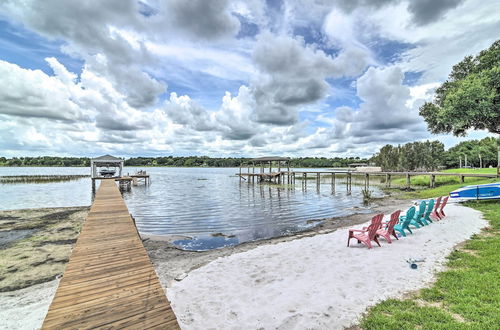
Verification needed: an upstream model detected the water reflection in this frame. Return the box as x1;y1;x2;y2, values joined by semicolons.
0;167;383;251
121;168;382;250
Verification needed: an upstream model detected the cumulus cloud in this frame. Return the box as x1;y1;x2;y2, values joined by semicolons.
163;93;219;132
0;0;168;108
166;0;240;40
354;66;418;130
0;60;87;122
328;0;464;26
248;33;371;125
0;58;161;146
339;66;432;145
407;0;465;26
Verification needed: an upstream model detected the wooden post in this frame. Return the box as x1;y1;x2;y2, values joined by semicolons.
430;174;436;188
252;162;255;183
406;173;411;189
347;172;352;193
239;165;242;183
91;178;96;201
497;140;500;177
287;161;291;184
460;175;465;183
364;173;369;188
385;173;391;188
316;173;320;186
269;161;272;173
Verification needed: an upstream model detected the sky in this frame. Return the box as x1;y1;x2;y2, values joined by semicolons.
0;0;498;158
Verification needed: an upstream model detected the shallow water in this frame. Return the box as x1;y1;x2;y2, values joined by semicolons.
0;167;383;250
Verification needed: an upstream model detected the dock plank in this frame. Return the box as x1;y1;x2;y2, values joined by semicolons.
42;179;179;329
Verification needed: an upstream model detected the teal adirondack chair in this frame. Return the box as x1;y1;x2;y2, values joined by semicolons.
394;206;415;237
422;199;435;224
400;201;427;228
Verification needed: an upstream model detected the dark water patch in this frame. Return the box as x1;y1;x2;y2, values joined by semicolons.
0;275;60;292
57;226;74;232
30;257;69;267
40;209;81;221
35;239;77;246
0;229;36;249
211;232;236;238
0;215;20;221
174;236;240;251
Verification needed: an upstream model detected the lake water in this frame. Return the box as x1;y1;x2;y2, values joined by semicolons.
0;167;383;250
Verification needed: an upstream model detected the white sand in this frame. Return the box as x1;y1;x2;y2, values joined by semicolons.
167;203;487;329
0;280;58;330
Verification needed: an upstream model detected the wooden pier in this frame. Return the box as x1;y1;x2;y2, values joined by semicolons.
238;169;498;190
42;179;179;329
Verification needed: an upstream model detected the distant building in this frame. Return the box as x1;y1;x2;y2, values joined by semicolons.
348;163;368;168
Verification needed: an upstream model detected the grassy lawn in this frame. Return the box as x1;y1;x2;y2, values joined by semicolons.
395;178;499;200
441;168;498;174
360;179;500;329
389;168;498;189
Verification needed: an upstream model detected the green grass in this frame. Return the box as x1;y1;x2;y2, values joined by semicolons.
388;168;498;189
360;196;500;329
441;168;497;174
387;177;499;200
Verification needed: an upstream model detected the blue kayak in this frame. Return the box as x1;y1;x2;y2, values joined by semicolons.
450;182;500;200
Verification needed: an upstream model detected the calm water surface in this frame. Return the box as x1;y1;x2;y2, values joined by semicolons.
0;167;383;250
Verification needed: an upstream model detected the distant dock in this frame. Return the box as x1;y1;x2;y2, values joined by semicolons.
238;168;498;191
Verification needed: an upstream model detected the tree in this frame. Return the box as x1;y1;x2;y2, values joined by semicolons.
419;40;500;175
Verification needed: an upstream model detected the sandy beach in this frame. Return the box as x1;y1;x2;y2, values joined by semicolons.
0;200;488;329
166;203;487;329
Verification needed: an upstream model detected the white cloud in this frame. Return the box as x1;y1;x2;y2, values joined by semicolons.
0;60;87;122
0;0;497;157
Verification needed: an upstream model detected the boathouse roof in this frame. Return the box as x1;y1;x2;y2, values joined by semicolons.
91;154;123;162
250;157;291;162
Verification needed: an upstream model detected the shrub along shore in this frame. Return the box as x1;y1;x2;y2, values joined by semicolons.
360;169;500;329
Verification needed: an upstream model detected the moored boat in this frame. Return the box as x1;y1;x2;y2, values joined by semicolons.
99;168;117;177
450;182;500;200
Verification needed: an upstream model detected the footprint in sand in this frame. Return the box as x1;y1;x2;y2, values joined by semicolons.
276;313;303;329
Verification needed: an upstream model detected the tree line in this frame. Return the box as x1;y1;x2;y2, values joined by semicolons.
1;137;496;170
124;156;368;168
0;155;366;168
0;156;90;167
371;137;498;171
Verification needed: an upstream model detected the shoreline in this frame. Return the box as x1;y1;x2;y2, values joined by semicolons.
1;195;488;329
142;196;411;287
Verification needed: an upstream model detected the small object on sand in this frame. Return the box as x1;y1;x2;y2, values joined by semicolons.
406;257;425;269
175;273;188;281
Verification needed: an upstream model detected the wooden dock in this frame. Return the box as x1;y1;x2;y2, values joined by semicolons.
42;179;179;329
238;169;498;190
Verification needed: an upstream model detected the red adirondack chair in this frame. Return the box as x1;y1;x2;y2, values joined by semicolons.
439;196;449;218
377;210;401;243
347;214;384;249
431;196;442;220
